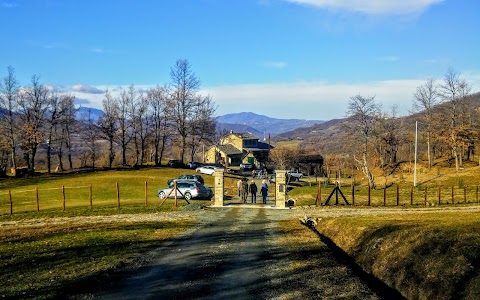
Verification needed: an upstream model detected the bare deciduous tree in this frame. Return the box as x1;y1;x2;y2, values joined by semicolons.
376;105;405;166
413;78;439;168
80;108;101;170
146;86;171;166
99;90;118;168
117;86;134;166
0;66;19;175
345;94;380;189
170;59;201;163
45;91;62;174
188;95;216;161
59;95;77;171
269;145;300;170
438;68;471;171
16;76;50;174
130;89;150;166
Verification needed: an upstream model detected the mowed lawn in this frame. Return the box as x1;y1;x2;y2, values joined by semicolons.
0;167;216;215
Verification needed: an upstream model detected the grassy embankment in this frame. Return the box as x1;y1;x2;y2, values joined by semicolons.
314;211;480;299
284;163;480;299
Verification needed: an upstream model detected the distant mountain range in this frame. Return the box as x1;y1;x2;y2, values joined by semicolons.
216;112;323;137
75;107;104;123
72;108;324;137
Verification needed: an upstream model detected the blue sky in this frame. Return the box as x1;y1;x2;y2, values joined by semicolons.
1;0;479;120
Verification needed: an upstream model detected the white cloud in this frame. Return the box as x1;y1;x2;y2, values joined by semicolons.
71;84;105;94
204;79;425;120
67;73;480;121
285;0;444;15
74;97;91;106
68;84;153;110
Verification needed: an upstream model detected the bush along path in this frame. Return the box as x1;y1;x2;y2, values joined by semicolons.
67;207;398;300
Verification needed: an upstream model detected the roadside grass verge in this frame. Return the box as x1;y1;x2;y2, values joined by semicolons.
0;213;197;299
314;211;480;299
274;219;390;298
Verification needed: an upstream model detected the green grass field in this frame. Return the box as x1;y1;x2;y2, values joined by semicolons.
0;215;198;299
0;168;215;217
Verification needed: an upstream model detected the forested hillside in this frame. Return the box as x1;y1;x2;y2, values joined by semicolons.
274;69;480;189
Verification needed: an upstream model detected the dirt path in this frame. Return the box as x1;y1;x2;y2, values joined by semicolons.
81;207;389;300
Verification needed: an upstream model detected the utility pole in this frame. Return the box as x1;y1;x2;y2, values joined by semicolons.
414;121;418;187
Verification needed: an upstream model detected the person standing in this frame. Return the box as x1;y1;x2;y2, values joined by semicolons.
249;180;258;204
242;178;249;203
261;180;269;204
237;178;242;197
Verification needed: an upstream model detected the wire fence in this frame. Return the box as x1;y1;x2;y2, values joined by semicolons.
314;182;480;207
2;181;479;215
0;182;155;215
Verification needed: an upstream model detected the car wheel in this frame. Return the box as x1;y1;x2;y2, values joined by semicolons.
184;192;192;201
158;191;166;199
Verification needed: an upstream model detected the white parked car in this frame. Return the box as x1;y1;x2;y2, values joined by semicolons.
195;165;222;175
240;162;253;170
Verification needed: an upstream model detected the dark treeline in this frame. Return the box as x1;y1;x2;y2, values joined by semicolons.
0;59;216;176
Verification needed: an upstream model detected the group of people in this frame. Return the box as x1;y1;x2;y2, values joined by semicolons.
237;177;269;204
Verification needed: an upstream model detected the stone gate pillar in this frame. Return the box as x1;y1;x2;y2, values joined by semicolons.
275;170;287;208
213;169;224;206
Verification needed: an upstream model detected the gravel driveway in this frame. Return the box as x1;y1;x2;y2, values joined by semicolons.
72;206;399;300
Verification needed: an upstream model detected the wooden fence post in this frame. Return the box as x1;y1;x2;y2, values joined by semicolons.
438;186;441;205
477;185;479;204
351;182;355;206
396;184;399;206
464;186;467;204
424;186;428;205
451;186;455;205
368;184;371;206
174;181;178;207
89;184;93;209
116;182;120;208
410;186;413;205
9;190;12;215
383;184;386;206
145;181;148;208
36;187;39;212
62;185;66;211
315;182;321;206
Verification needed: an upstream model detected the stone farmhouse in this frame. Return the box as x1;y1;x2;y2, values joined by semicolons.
204;132;273;168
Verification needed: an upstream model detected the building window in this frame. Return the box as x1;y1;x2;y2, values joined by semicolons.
243;140;257;147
